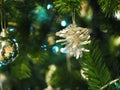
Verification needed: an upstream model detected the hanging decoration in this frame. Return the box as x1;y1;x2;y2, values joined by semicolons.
56;23;91;59
0;1;18;65
54;0;91;59
55;0;91;59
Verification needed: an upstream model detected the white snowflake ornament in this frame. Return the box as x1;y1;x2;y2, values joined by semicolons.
56;23;91;59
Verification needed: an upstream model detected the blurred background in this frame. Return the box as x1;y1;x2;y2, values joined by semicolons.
0;0;120;90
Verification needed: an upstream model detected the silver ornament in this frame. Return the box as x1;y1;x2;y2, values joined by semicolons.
0;29;18;65
56;23;91;59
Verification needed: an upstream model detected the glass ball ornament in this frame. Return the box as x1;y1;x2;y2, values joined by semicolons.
0;36;19;65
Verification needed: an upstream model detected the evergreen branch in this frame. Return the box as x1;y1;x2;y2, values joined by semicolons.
80;40;112;90
53;0;82;15
100;78;120;90
98;0;120;17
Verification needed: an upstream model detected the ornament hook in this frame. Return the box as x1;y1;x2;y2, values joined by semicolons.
0;0;7;37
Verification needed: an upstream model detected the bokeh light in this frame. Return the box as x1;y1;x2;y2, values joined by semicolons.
9;27;15;32
113;36;120;46
29;25;34;31
27;87;31;90
0;73;7;90
61;20;67;27
0;63;2;67
114;11;120;20
60;48;69;54
47;4;53;10
41;44;47;51
33;5;48;22
52;45;59;53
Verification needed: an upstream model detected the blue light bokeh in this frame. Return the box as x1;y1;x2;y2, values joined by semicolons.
34;6;48;22
52;45;59;53
61;20;67;27
47;4;53;10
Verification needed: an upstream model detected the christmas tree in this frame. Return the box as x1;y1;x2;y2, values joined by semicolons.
0;0;120;90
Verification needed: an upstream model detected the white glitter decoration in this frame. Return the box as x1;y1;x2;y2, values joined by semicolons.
56;23;91;59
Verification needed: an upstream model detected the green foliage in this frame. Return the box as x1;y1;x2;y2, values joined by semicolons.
10;54;32;80
0;0;120;89
50;65;88;90
11;63;31;80
80;40;112;90
98;0;120;17
53;0;82;15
